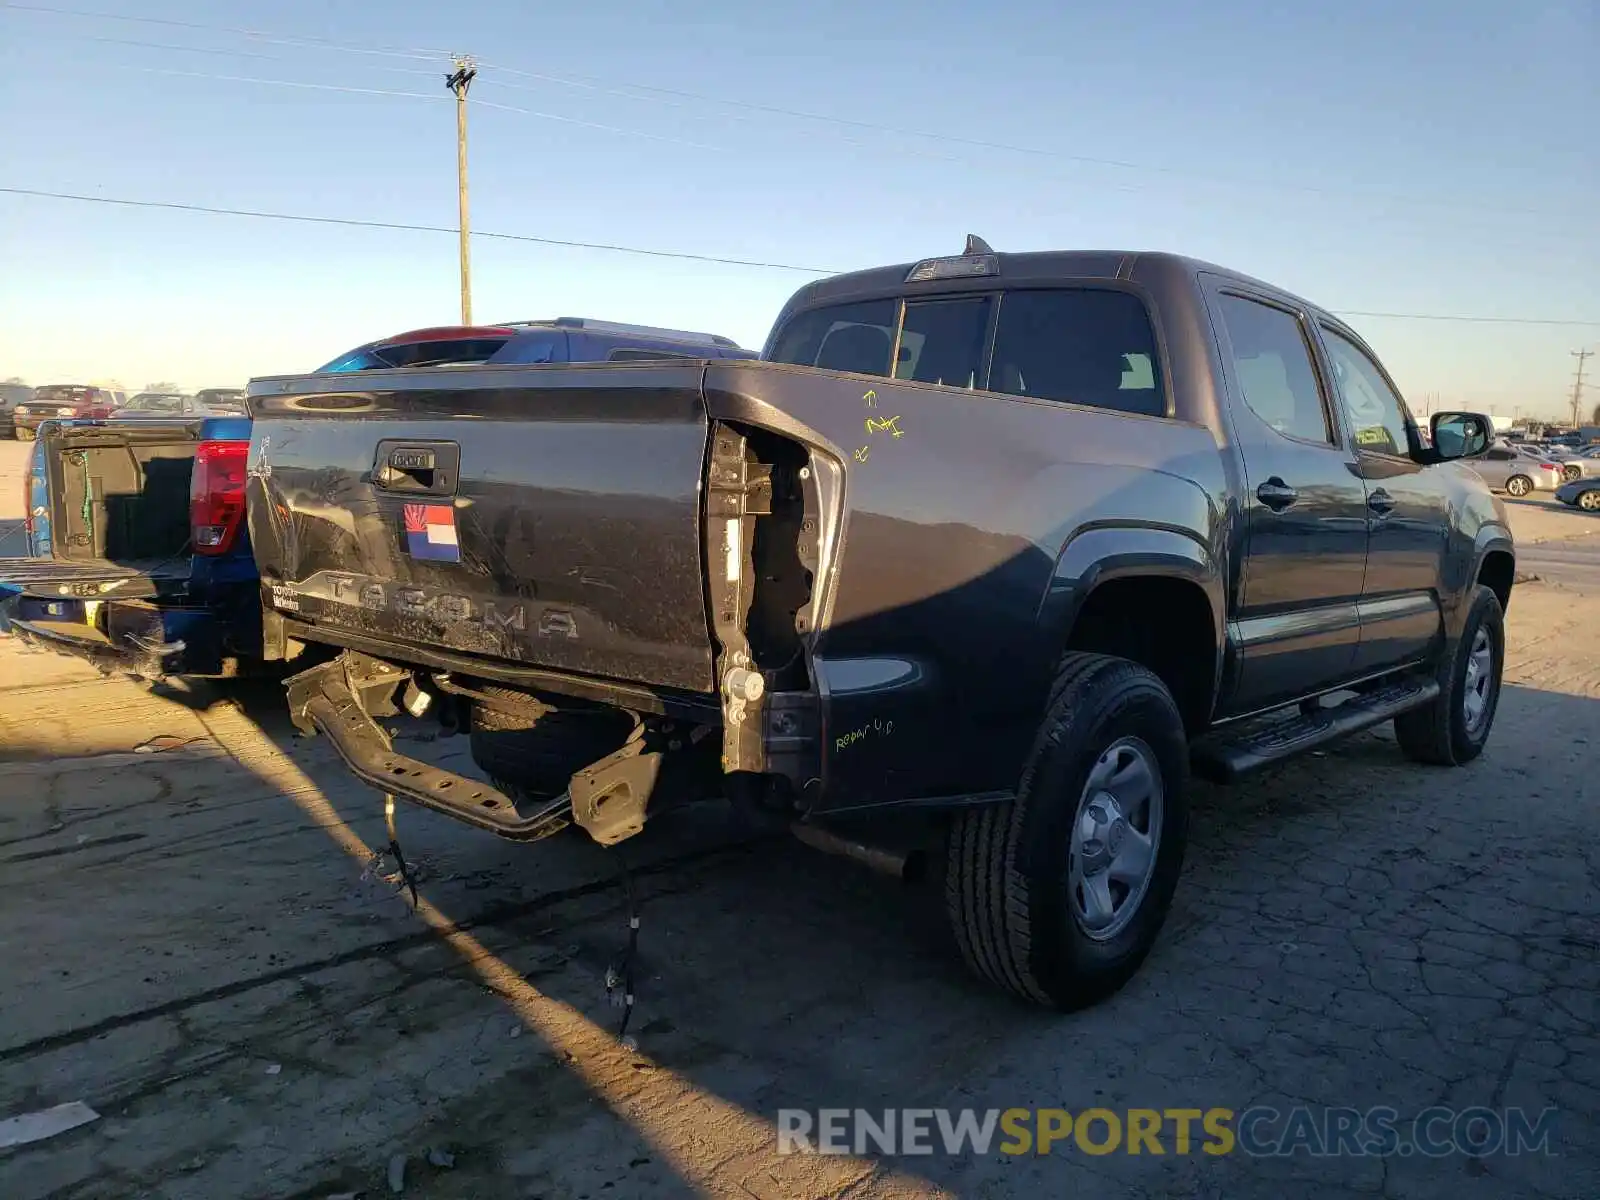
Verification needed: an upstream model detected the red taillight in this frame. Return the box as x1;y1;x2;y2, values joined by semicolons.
1540;462;1560;471
190;439;250;555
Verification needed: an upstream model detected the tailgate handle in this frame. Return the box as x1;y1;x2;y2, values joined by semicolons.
390;448;435;473
373;440;459;495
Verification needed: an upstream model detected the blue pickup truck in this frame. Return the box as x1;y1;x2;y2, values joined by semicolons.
2;318;755;678
3;413;264;676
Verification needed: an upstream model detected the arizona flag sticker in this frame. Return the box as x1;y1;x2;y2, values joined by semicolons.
403;503;461;562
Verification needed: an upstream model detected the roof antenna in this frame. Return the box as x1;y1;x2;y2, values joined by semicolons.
964;234;994;255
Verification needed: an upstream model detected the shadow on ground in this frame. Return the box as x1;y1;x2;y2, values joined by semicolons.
2;661;1594;1199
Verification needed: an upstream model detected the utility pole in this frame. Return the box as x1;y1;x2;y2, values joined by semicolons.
1572;349;1592;428
445;56;477;325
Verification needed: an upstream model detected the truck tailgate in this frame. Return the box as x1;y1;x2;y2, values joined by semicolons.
245;362;717;693
39;419;204;572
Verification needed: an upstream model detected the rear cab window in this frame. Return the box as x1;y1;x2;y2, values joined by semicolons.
770;301;898;376
319;337;519;373
767;288;1165;418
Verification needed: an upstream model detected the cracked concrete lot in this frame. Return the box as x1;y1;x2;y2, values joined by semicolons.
0;481;1597;1196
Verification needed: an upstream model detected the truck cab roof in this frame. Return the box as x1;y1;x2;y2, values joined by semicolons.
780;248;1316;315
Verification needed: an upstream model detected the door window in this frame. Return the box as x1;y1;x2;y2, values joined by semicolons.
1321;329;1414;458
988;289;1164;416
1215;294;1331;444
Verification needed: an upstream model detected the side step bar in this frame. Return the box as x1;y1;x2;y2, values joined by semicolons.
285;657;571;841
1191;676;1441;784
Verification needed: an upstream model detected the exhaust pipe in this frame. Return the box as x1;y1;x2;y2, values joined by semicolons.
791;822;915;881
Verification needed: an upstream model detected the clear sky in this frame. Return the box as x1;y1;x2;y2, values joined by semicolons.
1;0;1596;419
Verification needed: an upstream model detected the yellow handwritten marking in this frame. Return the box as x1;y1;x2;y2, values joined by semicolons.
862;389;878;407
834;717;895;753
865;414;905;438
853;445;871;463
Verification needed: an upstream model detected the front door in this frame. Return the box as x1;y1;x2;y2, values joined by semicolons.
1205;282;1370;715
1316;323;1448;673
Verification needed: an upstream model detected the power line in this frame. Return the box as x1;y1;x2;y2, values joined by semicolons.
2;0;1580;222
32;30;440;77
122;65;438;103
0;186;834;272
109;64;731;151
0;2;445;60
1335;310;1600;328
3;185;1598;329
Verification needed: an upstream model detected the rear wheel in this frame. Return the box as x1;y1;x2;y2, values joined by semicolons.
16;428;33;442
1580;489;1600;512
1393;585;1504;766
1564;465;1582;483
469;685;634;803
944;653;1189;1010
1505;475;1532;498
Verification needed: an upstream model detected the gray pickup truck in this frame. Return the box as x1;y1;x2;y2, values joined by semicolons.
244;241;1510;1010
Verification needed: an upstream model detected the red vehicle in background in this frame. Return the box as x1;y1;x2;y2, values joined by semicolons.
12;384;124;440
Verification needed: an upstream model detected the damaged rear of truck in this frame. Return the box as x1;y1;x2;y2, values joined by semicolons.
248;249;1252;1009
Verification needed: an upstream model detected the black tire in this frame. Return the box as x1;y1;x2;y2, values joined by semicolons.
1505;475;1532;498
944;653;1190;1011
1393;585;1504;766
469;685;633;800
1564;465;1583;483
1579;490;1600;513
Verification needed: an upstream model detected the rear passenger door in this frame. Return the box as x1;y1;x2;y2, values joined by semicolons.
1315;324;1447;674
1204;280;1369;713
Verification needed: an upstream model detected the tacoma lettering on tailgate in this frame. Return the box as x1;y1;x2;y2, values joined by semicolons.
276;572;539;634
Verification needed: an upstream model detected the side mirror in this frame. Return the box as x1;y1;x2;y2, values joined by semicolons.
1430;411;1492;461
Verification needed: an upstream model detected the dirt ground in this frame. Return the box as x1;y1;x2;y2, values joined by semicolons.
0;437;1597;1198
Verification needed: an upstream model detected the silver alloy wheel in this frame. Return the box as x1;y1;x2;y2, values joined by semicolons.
1506;476;1531;497
1462;626;1496;735
1580;490;1600;512
1067;737;1164;942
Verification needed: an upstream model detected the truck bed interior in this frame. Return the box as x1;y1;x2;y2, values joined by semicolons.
48;434;195;568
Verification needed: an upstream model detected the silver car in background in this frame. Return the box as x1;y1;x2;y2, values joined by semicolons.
1469;444;1565;497
1555;445;1600;483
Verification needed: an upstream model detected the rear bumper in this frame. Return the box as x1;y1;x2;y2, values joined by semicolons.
284;655;570;840
2;593;228;677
